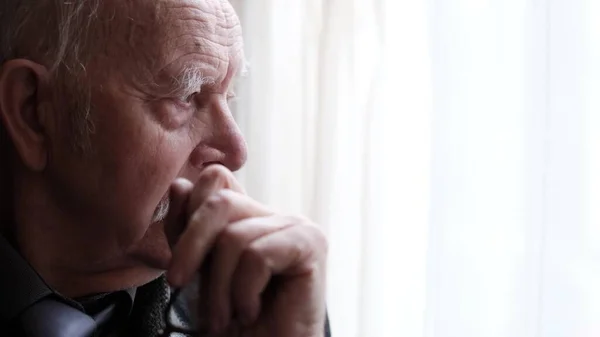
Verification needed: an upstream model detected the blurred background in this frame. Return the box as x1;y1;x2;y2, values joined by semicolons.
228;1;599;336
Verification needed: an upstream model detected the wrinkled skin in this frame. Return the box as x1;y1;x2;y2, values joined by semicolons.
0;0;327;335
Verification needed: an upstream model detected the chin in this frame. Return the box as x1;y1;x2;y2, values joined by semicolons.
128;221;173;270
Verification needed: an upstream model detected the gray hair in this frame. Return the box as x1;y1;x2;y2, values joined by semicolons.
0;0;102;152
0;0;101;72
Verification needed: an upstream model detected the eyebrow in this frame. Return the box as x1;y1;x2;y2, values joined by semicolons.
168;59;250;97
167;65;215;97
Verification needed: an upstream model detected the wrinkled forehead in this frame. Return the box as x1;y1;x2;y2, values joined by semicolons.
158;0;244;80
99;0;244;85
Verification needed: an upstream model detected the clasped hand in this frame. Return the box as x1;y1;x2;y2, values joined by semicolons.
164;165;328;337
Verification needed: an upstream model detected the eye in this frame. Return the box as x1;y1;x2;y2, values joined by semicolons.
178;92;199;105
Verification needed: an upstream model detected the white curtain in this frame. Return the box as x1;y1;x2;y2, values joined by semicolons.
229;0;600;336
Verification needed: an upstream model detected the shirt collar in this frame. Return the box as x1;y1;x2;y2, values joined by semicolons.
0;235;53;324
0;234;138;323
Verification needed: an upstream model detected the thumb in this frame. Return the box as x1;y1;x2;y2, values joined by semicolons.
164;178;194;247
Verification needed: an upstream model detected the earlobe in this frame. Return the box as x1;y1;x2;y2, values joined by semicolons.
0;59;52;172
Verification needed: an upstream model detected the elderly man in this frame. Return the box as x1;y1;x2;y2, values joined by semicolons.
0;1;330;336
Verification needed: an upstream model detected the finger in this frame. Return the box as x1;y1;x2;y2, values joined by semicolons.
197;259;212;333
230;243;270;328
164;178;194;246
207;216;294;333
167;192;229;287
231;222;328;327
167;189;272;287
188;164;245;216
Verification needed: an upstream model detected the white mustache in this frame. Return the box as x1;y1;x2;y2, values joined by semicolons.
151;195;170;223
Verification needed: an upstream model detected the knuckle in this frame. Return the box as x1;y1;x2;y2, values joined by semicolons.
216;226;244;250
275;214;329;256
285;214;310;225
315;227;329;255
202;164;230;179
290;216;329;256
242;243;269;269
197;167;223;186
306;224;328;255
199;165;235;186
203;189;234;211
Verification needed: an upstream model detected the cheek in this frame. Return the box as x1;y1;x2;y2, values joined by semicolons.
112;134;190;225
84;83;203;249
93;115;194;247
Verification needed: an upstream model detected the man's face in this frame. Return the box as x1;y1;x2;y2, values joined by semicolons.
47;0;247;274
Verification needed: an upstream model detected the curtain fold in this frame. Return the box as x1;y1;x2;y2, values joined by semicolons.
230;0;600;336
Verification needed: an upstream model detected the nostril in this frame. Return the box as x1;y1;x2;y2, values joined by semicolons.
188;146;223;170
189;128;247;171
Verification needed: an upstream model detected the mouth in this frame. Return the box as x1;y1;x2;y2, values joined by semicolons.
151;194;170;224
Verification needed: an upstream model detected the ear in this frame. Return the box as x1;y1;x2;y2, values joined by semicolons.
0;59;53;171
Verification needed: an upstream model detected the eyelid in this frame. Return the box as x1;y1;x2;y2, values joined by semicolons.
175;86;235;103
177;92;198;104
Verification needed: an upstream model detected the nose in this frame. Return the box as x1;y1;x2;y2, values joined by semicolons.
190;96;248;172
211;122;247;172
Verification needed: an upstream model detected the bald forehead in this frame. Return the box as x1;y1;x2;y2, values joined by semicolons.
94;0;243;86
159;0;242;60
